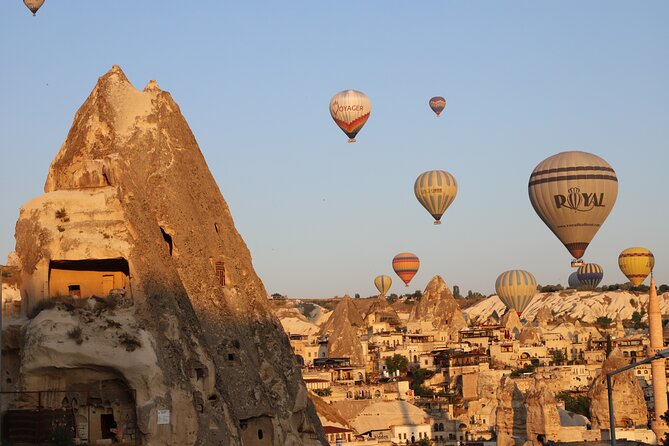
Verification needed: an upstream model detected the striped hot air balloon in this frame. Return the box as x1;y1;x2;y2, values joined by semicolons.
414;170;458;225
329;90;371;142
24;0;44;15
528;151;618;262
429;96;446;117
374;275;392;295
576;263;604;289
392;253;420;287
495;270;537;316
568;272;581;289
619;247;654;286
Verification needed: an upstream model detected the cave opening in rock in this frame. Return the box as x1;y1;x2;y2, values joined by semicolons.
48;258;130;300
160;227;173;255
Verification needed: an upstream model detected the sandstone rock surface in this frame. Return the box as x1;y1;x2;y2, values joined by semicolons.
588;348;648;429
409;276;466;333
13;66;325;445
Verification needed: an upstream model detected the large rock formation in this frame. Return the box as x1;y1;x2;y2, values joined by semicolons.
588;348;648;429
495;378;527;446
364;294;400;326
525;378;560;444
319;295;364;336
13;66;325;445
326;316;366;366
408;276;466;332
501;310;522;338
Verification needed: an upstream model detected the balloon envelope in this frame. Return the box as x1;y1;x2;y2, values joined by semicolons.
374;275;392;295
392;253;420;287
429;96;446;117
528;151;618;260
495;270;537;316
414;170;458;224
24;0;44;15
329;90;371;142
568;272;581;289
576;263;603;289
619;247;654;286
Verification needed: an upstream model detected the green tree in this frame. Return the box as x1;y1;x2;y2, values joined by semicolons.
631;311;648;329
556;391;591;418
418;439;434;446
550;349;566;365
313;388;332;397
596;316;612;328
453;285;461;298
385;354;409;375
355;293;360;299
660;409;669;445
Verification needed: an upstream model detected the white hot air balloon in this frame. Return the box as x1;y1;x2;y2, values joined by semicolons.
329;90;371;142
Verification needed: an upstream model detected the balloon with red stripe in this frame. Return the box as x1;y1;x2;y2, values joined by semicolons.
392;253;420;287
618;247;654;286
329;90;371;143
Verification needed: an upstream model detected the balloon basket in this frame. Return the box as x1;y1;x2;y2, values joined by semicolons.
348;138;356;143
433;221;441;225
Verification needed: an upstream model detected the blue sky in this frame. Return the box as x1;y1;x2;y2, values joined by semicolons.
1;2;667;297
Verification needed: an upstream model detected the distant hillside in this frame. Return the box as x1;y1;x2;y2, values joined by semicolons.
464;289;669;323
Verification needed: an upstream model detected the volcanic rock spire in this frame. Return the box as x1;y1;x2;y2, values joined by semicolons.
16;66;325;445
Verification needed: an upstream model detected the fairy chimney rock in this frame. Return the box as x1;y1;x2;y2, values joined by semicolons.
319;294;364;336
408;275;465;330
588;348;648;429
14;66;325;445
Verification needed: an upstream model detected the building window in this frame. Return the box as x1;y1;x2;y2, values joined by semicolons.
68;285;81;297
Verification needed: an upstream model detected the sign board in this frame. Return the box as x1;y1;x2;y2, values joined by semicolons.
157;409;170;425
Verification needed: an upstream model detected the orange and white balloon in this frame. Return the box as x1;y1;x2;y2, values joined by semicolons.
329;90;371;142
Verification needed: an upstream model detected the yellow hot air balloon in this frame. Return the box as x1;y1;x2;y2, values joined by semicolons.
392;253;420;287
619;247;654;286
495;270;537;316
329;90;371;143
24;0;44;15
374;275;392;295
528;151;618;262
429;96;446;117
414;170;458;225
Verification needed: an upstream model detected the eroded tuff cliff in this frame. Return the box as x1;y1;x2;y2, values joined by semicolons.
319;295;364;336
589;348;648;429
408;275;466;333
14;66;325;445
495;378;527;446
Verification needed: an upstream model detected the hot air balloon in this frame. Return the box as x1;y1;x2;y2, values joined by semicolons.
568;272;581;289
429;96;446;117
24;0;44;15
392;253;420;287
329;90;371;142
576;263;603;289
414;170;458;225
528;151;618;264
374;275;392;295
619;247;654;286
495;270;537;316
